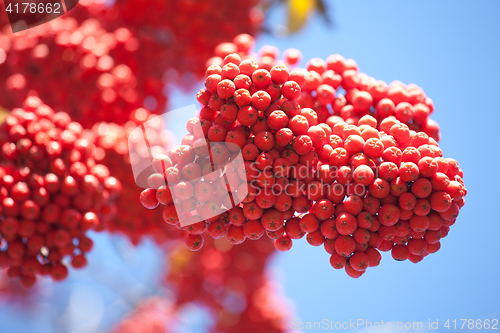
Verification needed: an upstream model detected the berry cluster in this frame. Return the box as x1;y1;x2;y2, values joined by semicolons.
0;96;120;287
139;35;466;278
91;108;184;245
205;43;440;141
165;236;292;333
1;0;264;131
0;17;166;128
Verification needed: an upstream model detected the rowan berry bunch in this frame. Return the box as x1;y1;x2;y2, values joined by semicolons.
0;17;166;128
139;35;466;278
205;41;441;141
92;108;184;245
1;0;265;135
0;96;120;287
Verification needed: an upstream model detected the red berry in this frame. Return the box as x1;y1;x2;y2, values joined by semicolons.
237;106;259;126
365;248;382;267
205;74;222;93
335;212;357;235
378;204;401;226
398;162;419;182
390;123;410;143
239;59;259;76
292;135;313;155
335;235;356;257
282;81;301;100
140;189;159;209
289;115;309;135
407;238;427;256
243;220;265;240
429;191;452;213
221;62;240;80
251;91;272;111
251;69;272;88
268;111;289;131
306;230;325;246
185;234;204;251
285;218;306;239
410;178;433;198
353;228;370;244
345;264;364;278
352;165;374;186
274;235;293;251
270;64;289;84
50;264;69;281
349;251;369;271
316;84;336;105
410;215;430;232
261;209;284;231
71;255;88;269
391;245;409;261
418;156;438;177
312;199;334;220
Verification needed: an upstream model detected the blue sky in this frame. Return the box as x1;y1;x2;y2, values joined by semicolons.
1;1;500;332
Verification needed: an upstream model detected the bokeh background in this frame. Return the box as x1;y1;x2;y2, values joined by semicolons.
1;1;499;332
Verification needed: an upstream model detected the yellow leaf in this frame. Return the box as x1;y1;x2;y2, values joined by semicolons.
0;106;9;125
287;0;316;33
168;243;193;273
